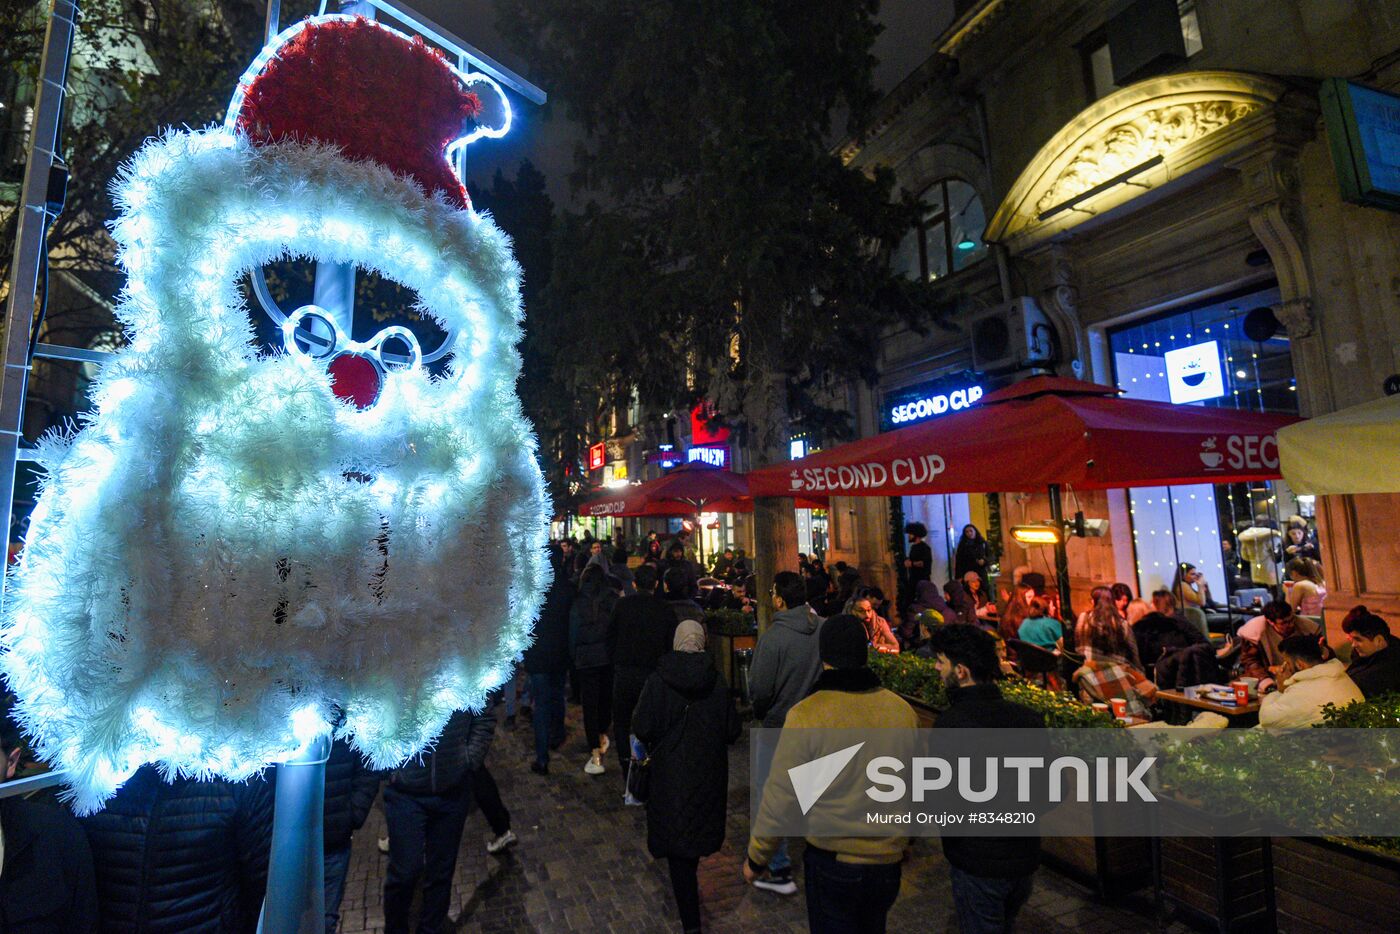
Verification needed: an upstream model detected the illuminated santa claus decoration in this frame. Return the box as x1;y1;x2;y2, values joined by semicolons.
1;15;551;812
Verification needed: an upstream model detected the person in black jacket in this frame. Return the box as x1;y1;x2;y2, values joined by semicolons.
524;574;574;774
571;565;620;775
0;709;98;934
80;765;273;934
382;708;495;934
323;736;382;934
633;620;741;934
610;564;679;783
925;624;1046;934
954;523;992;591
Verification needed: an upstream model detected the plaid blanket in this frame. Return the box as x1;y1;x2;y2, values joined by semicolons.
1075;656;1152;717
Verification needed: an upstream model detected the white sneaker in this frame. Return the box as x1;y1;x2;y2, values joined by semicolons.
623;791;644;807
583;751;605;775
377;835;390;855
752;869;798;896
486;829;518;854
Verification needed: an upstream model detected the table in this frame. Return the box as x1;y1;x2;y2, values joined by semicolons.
1156;685;1261;726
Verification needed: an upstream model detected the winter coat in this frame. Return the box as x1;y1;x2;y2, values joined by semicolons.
1239;615;1321;685
1132;611;1207;680
632;651;740;859
749;605;824;728
0;796;97;933
954;537;990;582
748;667;917;868
78;766;273;934
1258;659;1364;728
610;593;679;672
934;683;1046;879
1153;642;1223;691
570;587;619;670
1347;637;1400;699
524;577;573;675
323;738;382;852
389;709;495;796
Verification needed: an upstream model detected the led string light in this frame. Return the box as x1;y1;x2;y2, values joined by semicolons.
1;126;550;813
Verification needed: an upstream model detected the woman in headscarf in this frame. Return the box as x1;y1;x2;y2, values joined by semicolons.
632;620;741;934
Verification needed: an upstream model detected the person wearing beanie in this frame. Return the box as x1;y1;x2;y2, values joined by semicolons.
925;624;1047;933
745;614;917;932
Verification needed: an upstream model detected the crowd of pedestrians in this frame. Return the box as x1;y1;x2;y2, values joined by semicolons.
15;517;1389;934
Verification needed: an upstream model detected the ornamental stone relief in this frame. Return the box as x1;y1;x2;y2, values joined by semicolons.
1034;100;1259;215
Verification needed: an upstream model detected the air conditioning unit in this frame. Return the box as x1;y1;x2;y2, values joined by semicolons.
968;297;1058;373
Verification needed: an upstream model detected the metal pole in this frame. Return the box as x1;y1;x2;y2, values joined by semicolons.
0;0;78;585
257;734;330;934
1048;483;1073;620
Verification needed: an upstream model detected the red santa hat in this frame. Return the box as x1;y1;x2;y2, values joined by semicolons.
231;16;509;210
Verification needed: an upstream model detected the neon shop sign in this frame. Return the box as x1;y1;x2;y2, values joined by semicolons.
887;384;984;426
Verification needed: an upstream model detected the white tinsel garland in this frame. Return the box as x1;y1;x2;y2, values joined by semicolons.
0;127;551;813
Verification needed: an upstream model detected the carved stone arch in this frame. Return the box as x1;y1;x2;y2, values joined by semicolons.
985;70;1287;251
896;142;993;211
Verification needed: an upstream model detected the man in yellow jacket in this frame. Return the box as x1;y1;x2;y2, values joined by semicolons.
744;613;917;932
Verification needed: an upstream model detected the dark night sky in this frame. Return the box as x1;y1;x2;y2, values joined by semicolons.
404;0;954;206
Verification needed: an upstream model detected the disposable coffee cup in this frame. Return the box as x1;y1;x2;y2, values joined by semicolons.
1092;702;1110;716
1231;681;1250;705
1109;697;1128;719
1240;677;1259;698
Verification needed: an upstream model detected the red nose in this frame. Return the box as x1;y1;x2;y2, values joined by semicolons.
327;353;382;410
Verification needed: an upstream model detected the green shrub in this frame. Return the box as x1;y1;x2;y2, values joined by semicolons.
868;650;1119;729
704;608;756;637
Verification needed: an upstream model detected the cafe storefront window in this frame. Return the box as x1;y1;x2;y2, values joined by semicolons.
1108;285;1305;608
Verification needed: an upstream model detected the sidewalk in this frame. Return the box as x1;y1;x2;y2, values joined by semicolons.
335;702;1184;933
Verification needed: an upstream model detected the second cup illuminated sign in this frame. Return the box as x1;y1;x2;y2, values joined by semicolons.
887;384;984;426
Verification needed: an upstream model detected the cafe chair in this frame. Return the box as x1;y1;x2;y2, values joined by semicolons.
1006;638;1060;688
1229;587;1270;610
1182;606;1210;638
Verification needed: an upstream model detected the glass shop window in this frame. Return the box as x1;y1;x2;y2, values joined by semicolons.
892;178;988;283
1108;286;1312;611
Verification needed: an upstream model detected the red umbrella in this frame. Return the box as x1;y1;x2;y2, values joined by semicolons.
579;464;826;517
750;376;1301;497
748;376;1302;617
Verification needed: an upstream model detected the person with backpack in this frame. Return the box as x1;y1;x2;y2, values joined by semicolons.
632;620;741;933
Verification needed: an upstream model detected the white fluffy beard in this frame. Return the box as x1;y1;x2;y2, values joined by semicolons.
1;129;551;813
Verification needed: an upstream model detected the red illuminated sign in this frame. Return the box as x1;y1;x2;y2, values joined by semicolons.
587;442;606;471
691;402;731;446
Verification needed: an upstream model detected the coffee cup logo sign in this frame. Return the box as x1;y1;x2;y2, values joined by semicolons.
888;385;984;426
1165;340;1225;405
1200;435;1278;472
789;454;946;493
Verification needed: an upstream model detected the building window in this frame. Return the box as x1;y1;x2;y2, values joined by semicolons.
893;178;988;283
1107;285;1305;605
1082;0;1204;100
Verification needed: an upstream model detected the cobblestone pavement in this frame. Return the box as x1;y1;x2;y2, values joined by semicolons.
336;701;1189;933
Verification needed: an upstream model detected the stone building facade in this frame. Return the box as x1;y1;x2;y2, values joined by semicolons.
828;0;1400;622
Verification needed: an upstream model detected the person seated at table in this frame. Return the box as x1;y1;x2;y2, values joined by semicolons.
1171;563;1223;611
1073;610;1157;718
1283;557;1328;618
719;575;756;614
1239;600;1323;693
710;547;737;582
962;571;997;624
847;594;900;654
1075;591;1142;669
1258;635;1363;728
943;579;977;627
1132;595;1208;680
1016;598;1062;650
1341;605;1400;698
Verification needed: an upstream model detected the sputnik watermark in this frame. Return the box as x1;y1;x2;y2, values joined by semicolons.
750;728;1400;838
